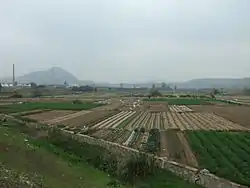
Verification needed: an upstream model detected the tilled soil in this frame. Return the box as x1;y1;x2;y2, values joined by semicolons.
25;110;75;121
162;129;198;167
190;105;250;128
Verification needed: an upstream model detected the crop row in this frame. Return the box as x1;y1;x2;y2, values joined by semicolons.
187;131;250;186
118;112;247;131
169;105;193;112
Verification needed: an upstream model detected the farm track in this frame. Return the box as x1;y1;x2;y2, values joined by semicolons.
176;132;198;167
159;131;169;158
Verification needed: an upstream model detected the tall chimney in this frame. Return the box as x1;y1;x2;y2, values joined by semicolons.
13;64;15;86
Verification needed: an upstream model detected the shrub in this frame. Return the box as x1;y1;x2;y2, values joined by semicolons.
72;100;82;104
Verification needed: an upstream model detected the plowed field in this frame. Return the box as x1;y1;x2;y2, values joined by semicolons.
25;110;75;122
190;105;250;129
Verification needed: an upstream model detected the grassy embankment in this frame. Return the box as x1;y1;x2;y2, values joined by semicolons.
0;118;201;188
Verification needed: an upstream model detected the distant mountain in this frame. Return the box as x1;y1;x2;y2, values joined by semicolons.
17;67;79;85
173;78;250;89
1;67;249;89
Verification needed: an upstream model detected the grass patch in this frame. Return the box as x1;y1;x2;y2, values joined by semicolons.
0;118;203;188
0;102;103;113
144;98;212;105
186;130;250;186
0;124;123;188
138;169;201;188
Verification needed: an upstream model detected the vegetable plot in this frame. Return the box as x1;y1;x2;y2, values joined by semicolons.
187;131;250;186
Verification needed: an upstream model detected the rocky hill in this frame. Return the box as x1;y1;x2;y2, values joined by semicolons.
17;67;79;85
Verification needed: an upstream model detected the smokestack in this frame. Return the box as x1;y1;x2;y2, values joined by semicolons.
13;64;15;86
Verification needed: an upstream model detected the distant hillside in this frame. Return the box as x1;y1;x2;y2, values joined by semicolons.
173;78;250;89
17;67;79;85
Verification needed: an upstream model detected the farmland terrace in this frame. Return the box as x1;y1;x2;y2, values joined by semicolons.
2;96;250;187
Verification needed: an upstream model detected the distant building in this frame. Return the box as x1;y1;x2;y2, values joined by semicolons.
0;82;31;88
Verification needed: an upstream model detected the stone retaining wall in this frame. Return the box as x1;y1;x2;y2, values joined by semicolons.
66;131;247;188
0;115;247;188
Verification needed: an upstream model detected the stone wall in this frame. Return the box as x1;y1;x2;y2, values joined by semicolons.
66;131;248;188
1;115;247;188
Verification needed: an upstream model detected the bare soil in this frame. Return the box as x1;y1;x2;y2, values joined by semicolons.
25;110;75;121
162;129;198;167
59;110;118;128
143;102;169;112
190;105;250;128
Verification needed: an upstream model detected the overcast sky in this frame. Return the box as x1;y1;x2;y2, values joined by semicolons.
0;0;250;83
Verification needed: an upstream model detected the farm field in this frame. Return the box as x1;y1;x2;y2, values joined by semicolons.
160;130;198;167
186;131;250;186
190;105;250;128
0;102;103;113
97;111;247;131
24;110;76;122
144;98;214;105
58;110;119;128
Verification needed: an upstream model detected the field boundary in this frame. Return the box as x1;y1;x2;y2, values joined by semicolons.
0;114;247;188
62;130;247;188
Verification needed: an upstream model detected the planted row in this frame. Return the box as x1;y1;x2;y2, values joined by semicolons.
187;130;250;186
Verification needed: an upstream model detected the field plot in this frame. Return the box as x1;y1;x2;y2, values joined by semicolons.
90;111;136;129
160;130;198;167
187;131;250;186
58;110;118;128
90;128;131;144
190;105;250;129
144;98;212;105
0;102;103;113
118;111;247;131
169;105;193;112
24;110;76;122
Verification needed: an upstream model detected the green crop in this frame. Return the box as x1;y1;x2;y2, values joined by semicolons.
186;131;250;186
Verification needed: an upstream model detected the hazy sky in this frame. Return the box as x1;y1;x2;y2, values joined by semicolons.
1;0;250;83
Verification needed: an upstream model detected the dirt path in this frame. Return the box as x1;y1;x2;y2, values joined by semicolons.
190;105;250;129
164;129;198;167
176;132;198;167
159;131;169;158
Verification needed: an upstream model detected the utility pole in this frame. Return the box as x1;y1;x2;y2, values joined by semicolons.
12;64;15;86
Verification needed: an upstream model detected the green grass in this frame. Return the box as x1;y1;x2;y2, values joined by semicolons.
186;130;250;186
0;124;123;188
0;102;102;113
138;169;202;188
0;119;204;188
144;98;212;105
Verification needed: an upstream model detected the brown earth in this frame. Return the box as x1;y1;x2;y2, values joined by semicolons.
190;105;250;128
162;129;198;167
25;110;75;121
143;102;169;112
59;110;118;128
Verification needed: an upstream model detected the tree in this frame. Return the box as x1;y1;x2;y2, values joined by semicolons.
0;83;2;92
161;82;166;89
243;88;250;96
30;82;37;88
106;180;121;188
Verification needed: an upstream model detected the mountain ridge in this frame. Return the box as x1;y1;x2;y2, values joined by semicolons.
1;67;249;89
